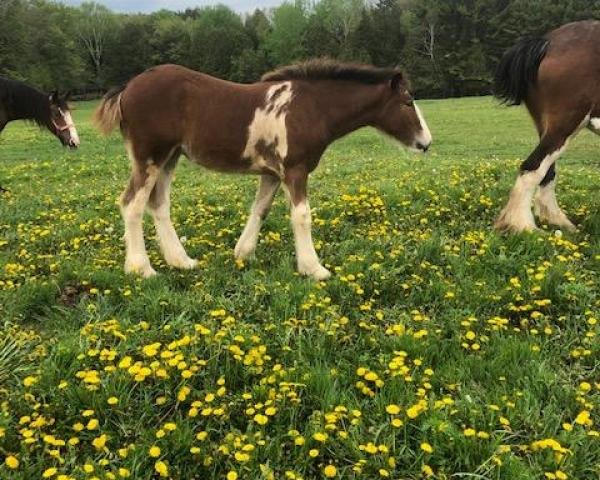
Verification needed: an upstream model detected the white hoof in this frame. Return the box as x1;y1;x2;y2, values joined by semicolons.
534;204;577;232
494;207;538;233
234;240;256;260
125;258;157;278
167;256;198;270
299;264;332;281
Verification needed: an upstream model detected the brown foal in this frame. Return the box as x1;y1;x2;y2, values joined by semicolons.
94;60;432;279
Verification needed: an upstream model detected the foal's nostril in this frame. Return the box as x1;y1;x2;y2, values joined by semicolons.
417;142;429;152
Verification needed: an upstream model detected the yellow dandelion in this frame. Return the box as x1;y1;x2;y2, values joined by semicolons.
149;446;161;458
154;461;168;477
323;464;337;477
420;442;433;453
5;456;19;469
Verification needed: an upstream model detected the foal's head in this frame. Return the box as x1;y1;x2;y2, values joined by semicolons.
374;73;432;153
48;91;80;149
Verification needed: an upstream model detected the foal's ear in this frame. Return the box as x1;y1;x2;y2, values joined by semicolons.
49;91;59;103
63;91;72;102
390;72;405;91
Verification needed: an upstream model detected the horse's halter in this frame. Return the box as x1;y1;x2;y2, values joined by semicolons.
52;108;79;148
52;109;74;132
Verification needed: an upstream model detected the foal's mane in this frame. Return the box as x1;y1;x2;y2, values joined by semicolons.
262;58;404;85
0;77;50;126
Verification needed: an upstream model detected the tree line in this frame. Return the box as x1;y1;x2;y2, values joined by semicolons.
1;0;600;98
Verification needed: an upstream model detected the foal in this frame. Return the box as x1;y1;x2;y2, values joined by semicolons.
94;60;432;280
0;78;80;191
494;20;600;232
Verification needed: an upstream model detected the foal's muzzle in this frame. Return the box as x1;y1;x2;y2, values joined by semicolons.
416;141;430;152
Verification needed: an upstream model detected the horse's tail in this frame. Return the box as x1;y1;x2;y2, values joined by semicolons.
93;85;126;136
494;36;549;106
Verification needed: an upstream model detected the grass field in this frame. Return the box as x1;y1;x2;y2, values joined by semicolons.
0;97;598;479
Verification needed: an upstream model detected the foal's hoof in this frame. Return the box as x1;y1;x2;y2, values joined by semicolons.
547;217;577;233
299;264;332;281
125;261;157;278
171;257;198;270
234;241;256;260
494;211;538;234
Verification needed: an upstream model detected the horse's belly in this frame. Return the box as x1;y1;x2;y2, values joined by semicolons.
183;146;251;173
183;146;283;177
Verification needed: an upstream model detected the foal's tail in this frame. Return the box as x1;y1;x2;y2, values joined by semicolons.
494;36;549;106
93;85;126;136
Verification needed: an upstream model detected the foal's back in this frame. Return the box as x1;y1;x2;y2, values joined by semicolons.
120;65;269;168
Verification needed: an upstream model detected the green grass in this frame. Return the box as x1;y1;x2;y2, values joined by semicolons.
0;97;598;479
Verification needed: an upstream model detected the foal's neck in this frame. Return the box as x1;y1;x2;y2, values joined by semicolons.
317;82;386;141
9;84;51;127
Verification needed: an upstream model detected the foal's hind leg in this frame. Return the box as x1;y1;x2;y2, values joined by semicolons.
235;174;280;260
121;144;159;277
533;164;577;231
147;152;197;270
495;117;583;233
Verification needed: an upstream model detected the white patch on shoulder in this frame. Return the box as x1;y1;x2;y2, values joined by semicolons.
243;82;293;177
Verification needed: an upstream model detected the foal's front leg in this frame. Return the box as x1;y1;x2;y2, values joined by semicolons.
284;168;331;280
235;174;280;260
495;136;567;233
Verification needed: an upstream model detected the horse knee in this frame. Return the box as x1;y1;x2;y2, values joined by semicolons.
291;201;311;228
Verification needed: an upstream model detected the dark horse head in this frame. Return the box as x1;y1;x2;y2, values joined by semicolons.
0;77;80;149
48;91;80;149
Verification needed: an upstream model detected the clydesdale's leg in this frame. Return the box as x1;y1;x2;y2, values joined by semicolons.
495;115;585;233
120;143;159;278
235;174;280;260
533;163;576;231
147;151;197;270
283;166;331;280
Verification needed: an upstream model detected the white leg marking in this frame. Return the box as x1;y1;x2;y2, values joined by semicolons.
149;170;197;269
235;175;280;260
589;117;600;135
495;146;565;232
533;179;576;231
290;200;331;280
122;164;159;278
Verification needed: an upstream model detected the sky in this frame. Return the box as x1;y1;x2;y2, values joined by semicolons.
59;0;283;14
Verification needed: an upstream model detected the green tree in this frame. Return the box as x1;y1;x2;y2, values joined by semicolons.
265;1;308;65
75;2;116;87
188;5;251;78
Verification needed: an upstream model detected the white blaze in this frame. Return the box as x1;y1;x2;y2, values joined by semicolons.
62;110;80;146
414;103;432;147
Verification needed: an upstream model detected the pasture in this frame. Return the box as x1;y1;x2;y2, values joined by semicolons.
0;97;598;479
